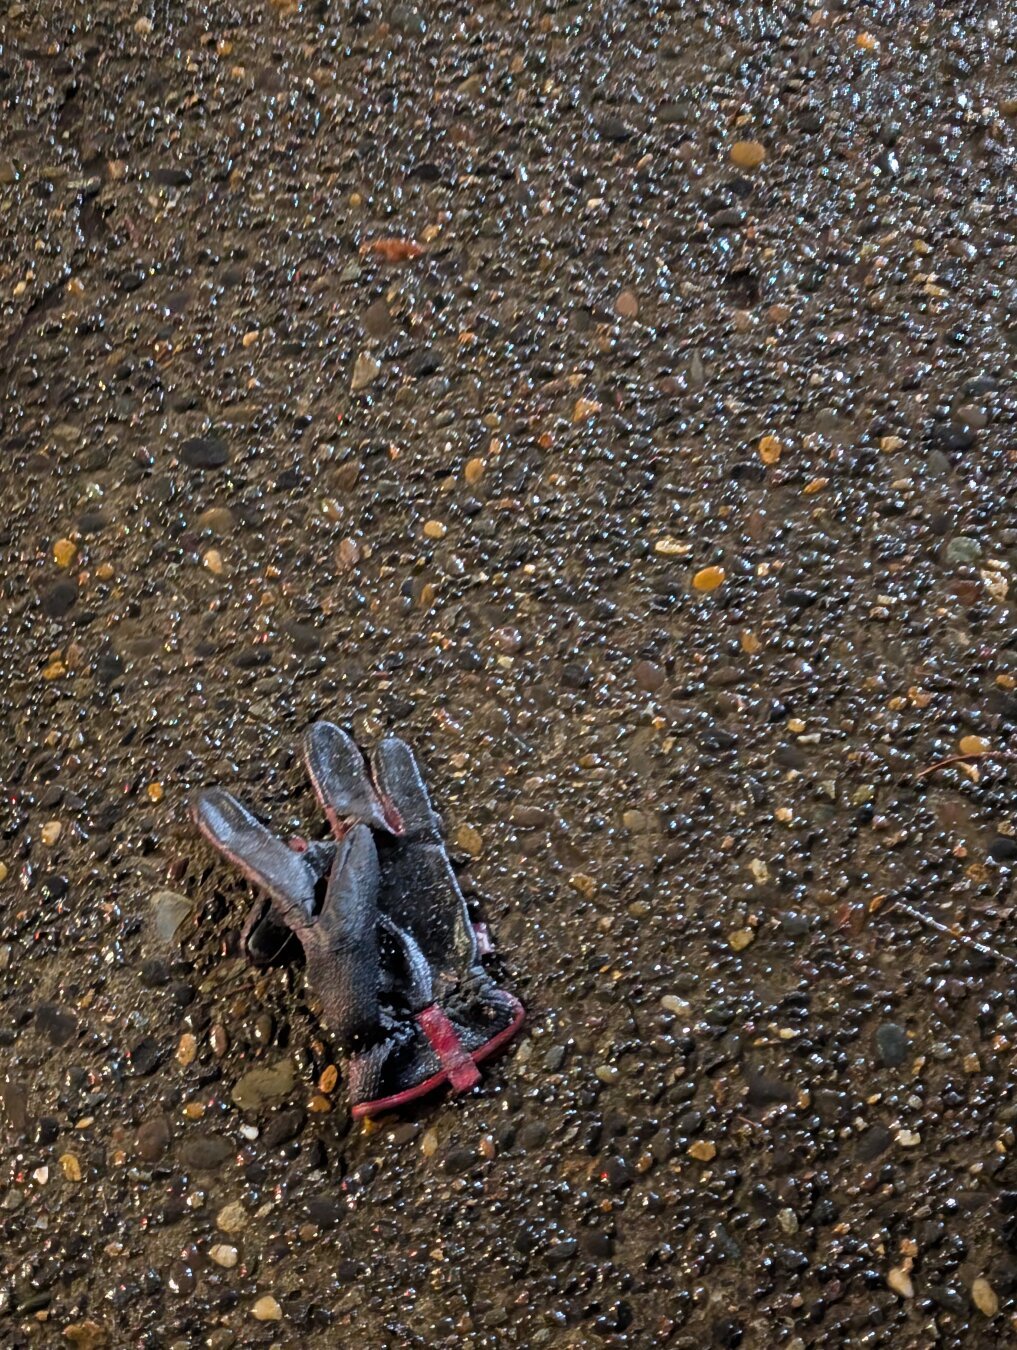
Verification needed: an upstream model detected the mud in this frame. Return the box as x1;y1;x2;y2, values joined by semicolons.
2;1;1017;1346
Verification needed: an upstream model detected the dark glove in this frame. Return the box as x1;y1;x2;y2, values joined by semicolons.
192;727;523;1117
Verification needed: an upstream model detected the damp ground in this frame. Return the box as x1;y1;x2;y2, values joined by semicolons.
2;2;1017;1347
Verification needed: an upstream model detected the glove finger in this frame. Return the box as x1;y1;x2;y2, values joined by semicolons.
379;914;433;1011
313;823;383;1048
192;788;315;932
303;721;391;835
370;737;442;842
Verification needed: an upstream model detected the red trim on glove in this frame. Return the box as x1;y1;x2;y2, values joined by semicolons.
416;1004;481;1093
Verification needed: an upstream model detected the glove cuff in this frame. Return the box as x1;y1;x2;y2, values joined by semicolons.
347;972;524;1118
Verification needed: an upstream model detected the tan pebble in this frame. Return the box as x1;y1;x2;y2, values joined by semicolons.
896;1129;921;1147
454;824;484;857
417;581;438;610
198;507;236;534
749;857;770;883
308;1094;331;1114
596;1063;619;1084
423;519;447;540
43;660;67;681
887;1266;914;1299
464;457;485;486
208;1244;239;1269
242;330;260;348
660;994;690;1016
337;536;361;568
182;1101;205;1119
41;821;63;846
319;1064;338;1094
134;15;153;34
203;549;224;575
350;351;381;391
479;1135;496;1160
421;1130;439;1158
856;31;879;50
217;1200;248;1233
730;139;766;170
803;476;829;495
94;562;115;581
787;718;806;734
176;1034;198;1067
758;435;782;465
688;1140;717;1162
59;1153;83;1182
252;1295;282;1322
568;872;597;900
572;396;601;423
729;928;755;952
0;862;7;883
146;783;164;803
62;1321;109;1350
53;538;77;568
615;288;639;319
298;1223;319;1241
654;536;690;557
880;435;905;453
692;565;725;592
740;630;761;655
972;1276;999;1317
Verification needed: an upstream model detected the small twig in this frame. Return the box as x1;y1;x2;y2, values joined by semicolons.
882;895;1017;969
914;752;993;780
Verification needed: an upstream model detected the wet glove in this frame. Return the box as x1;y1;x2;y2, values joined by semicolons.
192;726;524;1117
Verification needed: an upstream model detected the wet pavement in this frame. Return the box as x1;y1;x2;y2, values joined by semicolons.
2;1;1017;1345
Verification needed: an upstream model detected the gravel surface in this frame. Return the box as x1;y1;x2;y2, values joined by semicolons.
3;2;1017;1346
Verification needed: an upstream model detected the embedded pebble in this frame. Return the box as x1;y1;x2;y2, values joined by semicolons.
971;1276;999;1317
208;1244;239;1269
216;1201;248;1234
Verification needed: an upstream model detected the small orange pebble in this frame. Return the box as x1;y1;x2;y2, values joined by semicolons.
740;630;761;654
423;519;447;540
729;140;766;170
572;397;601;423
758;435;782;465
360;238;425;263
803;477;829;495
146;783;164;803
418;582;438;609
959;735;990;756
94;562;115;582
692;565;725;592
856;31;879;50
42;660;67;681
308;1094;332;1114
53;538;77;568
464;457;485;486
319;1065;338;1094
